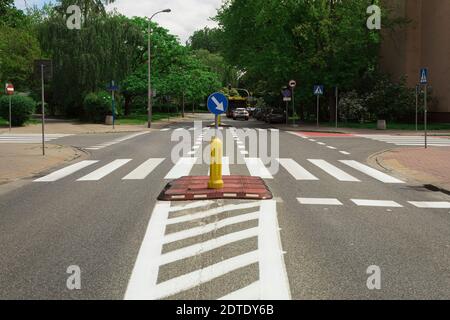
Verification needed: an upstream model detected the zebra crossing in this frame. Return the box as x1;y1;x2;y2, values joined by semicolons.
124;200;290;300
357;135;450;147
33;156;405;185
0;134;72;143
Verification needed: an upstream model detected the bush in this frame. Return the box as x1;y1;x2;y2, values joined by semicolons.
82;91;111;123
339;91;368;123
0;95;36;126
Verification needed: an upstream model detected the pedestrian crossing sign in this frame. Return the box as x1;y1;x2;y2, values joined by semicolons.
314;85;324;96
420;68;428;84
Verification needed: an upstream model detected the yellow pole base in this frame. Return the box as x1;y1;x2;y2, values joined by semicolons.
208;136;224;189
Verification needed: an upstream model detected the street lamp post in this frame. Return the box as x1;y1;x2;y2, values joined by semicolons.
148;9;171;128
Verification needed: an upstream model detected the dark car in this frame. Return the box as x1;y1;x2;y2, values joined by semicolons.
265;109;286;124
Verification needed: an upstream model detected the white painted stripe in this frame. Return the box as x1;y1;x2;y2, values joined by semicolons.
317;142;325;145
208;157;230;176
351;199;403;207
340;151;351;155
309;139;316;142
340;160;404;184
164;158;197;179
122;158;165;180
277;159;318;181
152;251;259;300
159;227;259;265
240;151;249;155
297;198;343;205
160;128;170;132
244;158;273;179
308;159;360;182
327;146;337;150
34;160;99;182
258;200;291;299
77;159;132;181
218;281;260;300
169;201;215;212
124;202;171;300
163;212;259;244
408;201;450;209
167;202;260;225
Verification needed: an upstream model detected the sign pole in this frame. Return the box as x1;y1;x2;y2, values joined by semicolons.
291;87;295;126
9;94;12;132
316;95;320;127
285;100;289;125
415;85;419;131
424;84;428;149
335;86;338;128
41;64;45;156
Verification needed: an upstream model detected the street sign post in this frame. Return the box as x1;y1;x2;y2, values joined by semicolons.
34;59;52;156
107;81;119;129
6;83;14;132
415;84;420;131
289;80;297;126
420;68;428;148
314;85;324;127
282;88;292;124
207;92;228;129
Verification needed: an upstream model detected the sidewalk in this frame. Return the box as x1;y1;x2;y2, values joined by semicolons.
371;147;450;192
0;144;84;185
273;124;450;136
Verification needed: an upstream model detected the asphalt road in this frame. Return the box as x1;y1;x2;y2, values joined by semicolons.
0;114;449;300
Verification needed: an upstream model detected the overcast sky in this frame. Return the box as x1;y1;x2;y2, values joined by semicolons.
14;0;222;43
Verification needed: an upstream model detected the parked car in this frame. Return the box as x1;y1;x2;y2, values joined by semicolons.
233;108;249;121
265;108;286;124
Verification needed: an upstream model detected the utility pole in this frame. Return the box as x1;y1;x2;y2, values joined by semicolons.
41;64;45;156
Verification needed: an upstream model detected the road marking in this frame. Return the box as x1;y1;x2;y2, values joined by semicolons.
167;202;260;225
124;202;171;300
297;198;343;205
169;200;215;213
160;128;170;132
408;201;450;209
163;212;259;244
317;142;325;145
122;158;165;180
340;160;405;184
308;159;360;182
326;146;337;150
77;159;132;181
164;157;197;179
258;200;291;299
351;199;403;207
244;158;273;179
34;160;99;182
340;151;351;155
159;227;259;265
277;159;318;180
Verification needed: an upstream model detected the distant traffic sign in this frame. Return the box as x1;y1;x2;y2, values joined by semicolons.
314;85;324;96
420;68;428;84
5;83;14;95
207;92;228;115
289;80;297;88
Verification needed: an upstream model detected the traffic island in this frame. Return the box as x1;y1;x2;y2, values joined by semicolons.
157;175;273;201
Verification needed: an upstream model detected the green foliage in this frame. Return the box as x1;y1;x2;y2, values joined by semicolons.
0;95;36;126
82;91;111;123
187;27;222;53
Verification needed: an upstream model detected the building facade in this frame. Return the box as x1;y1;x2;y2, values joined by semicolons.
380;0;450;122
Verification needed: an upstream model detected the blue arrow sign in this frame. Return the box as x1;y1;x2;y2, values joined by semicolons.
314;85;324;96
207;92;228;115
420;68;428;84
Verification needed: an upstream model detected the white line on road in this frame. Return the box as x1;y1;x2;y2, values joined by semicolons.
124;202;171;300
258;200;291;299
277;159;318;181
308;159;360;182
244;158;273;179
351;199;403;207
218;281;260;300
34;160;99;182
77;159;132;181
169;201;215;213
340;151;351;155
408;201;450;209
340;160;405;184
122;158;165;180
297;198;343;206
164;157;197;179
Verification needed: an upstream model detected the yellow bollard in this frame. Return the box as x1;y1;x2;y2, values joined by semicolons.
208;136;224;189
218;115;221;127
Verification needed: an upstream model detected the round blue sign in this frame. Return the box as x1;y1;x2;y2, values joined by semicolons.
207;92;229;115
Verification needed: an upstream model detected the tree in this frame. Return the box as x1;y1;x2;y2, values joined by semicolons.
187;27;222;53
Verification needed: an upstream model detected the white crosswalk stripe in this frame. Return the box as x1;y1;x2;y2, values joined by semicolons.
124;200;290;300
34;160;99;182
77;159;132;181
122;158;165;180
357;135;450;147
164;157;197;179
0;134;72;143
308;159;360;182
244;158;273;179
340;160;404;184
277;159;318;180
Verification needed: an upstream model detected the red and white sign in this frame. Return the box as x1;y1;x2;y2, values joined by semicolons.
289;80;297;88
6;84;14;95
